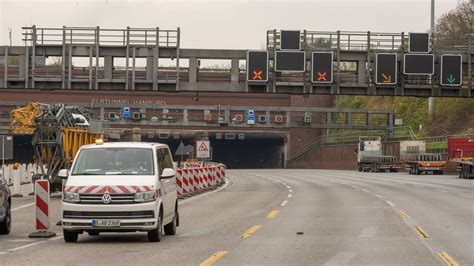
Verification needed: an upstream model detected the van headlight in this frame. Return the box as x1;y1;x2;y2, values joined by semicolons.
63;192;80;203
134;191;156;202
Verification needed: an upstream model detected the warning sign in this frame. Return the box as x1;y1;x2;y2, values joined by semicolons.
196;140;210;158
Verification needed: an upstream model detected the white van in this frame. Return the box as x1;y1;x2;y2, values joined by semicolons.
59;141;178;243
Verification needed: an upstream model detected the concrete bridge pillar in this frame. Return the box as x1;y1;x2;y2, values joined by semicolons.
189;57;198;83
104;56;113;79
146;56;154;80
231;58;239;84
357;60;366;84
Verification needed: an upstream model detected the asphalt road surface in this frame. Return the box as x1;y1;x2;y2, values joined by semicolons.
0;170;472;265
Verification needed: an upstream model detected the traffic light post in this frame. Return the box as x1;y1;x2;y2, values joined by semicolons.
247;51;268;82
311;52;333;84
440;54;462;86
375;53;397;85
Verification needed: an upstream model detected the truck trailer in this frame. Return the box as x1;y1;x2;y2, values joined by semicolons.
400;140;446;175
448;137;474;179
356;136;401;173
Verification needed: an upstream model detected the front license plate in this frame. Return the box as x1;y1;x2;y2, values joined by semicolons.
93;219;121;227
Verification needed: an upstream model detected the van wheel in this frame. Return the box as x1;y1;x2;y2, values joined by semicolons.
63;230;78;243
0;202;11;234
148;210;162;242
164;207;178;236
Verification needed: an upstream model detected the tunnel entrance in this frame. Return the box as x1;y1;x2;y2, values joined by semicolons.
209;132;286;169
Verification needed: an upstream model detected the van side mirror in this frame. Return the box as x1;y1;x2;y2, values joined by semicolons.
58;169;69;179
160;168;175;179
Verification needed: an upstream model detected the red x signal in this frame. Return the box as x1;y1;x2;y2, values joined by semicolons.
252;70;263;80
317;72;327;81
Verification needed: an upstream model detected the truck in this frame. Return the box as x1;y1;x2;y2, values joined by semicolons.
9;103;102;192
400;140;447;175
448;137;474;179
356;136;401;172
59;141;179;242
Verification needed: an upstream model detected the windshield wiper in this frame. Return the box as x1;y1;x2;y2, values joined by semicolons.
71;172;100;176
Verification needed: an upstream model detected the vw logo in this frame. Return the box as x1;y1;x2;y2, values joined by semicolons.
102;193;112;204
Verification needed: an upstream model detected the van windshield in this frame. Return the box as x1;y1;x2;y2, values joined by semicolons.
71;148;154;176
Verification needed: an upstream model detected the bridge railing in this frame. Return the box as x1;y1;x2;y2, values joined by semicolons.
22;26;179;47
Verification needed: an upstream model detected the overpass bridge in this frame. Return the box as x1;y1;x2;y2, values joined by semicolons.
0;26;472;97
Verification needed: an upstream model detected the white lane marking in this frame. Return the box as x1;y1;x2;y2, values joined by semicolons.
323;252;356;266
282;183;286;186
11;203;35;212
460;194;472;198
180;178;230;204
281;200;288;207
0;252;7;255
289;189;293;193
351;185;359;189
435;189;448;193
375;194;383;198
287;194;292;198
358;226;378;238
386;200;395;207
413;184;424;188
286;185;291;189
361;189;370;193
4;239;34;243
6;235;62;253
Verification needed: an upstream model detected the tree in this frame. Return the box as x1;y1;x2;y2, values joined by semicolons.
434;1;473;49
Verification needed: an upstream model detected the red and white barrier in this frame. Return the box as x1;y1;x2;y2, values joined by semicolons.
29;180;56;238
176;163;226;199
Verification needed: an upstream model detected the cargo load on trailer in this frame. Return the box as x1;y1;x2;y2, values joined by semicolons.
9;103;103;191
400;140;446;175
356;136;401;172
448;137;474;179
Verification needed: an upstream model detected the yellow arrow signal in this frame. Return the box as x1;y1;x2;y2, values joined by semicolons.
381;73;392;83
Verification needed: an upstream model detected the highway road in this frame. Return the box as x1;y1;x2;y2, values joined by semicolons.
0;170;472;265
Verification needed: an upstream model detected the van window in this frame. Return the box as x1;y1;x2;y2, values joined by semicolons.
71;148;154;175
157;148;174;175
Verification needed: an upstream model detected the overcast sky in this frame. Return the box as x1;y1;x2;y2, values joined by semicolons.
0;0;461;49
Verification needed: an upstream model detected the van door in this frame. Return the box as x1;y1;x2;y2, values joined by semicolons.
157;148;176;221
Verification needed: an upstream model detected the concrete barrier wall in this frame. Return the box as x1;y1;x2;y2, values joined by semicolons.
0;163;45;186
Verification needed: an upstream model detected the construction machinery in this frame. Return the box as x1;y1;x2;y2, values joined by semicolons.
448;137;474;179
400;140;446;175
9;103;102;191
356;136;401;172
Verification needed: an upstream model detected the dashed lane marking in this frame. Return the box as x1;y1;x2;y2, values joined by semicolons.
200;251;228;266
289;189;293;193
281;200;288;207
399;210;410;219
361;189;370;193
437;252;459;266
375;194;383;198
4;235;62;254
11;203;35;211
414;226;430;239
267;210;279;219
413;184;424;188
386;200;395;206
460;194;472;198
287;194;292;198
435;189;448;193
323;252;357;266
241;225;262;239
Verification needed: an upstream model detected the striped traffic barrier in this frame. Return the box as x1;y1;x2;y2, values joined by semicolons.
187;169;194;195
182;169;189;197
176;169;184;198
29;180;56;238
193;168;200;193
